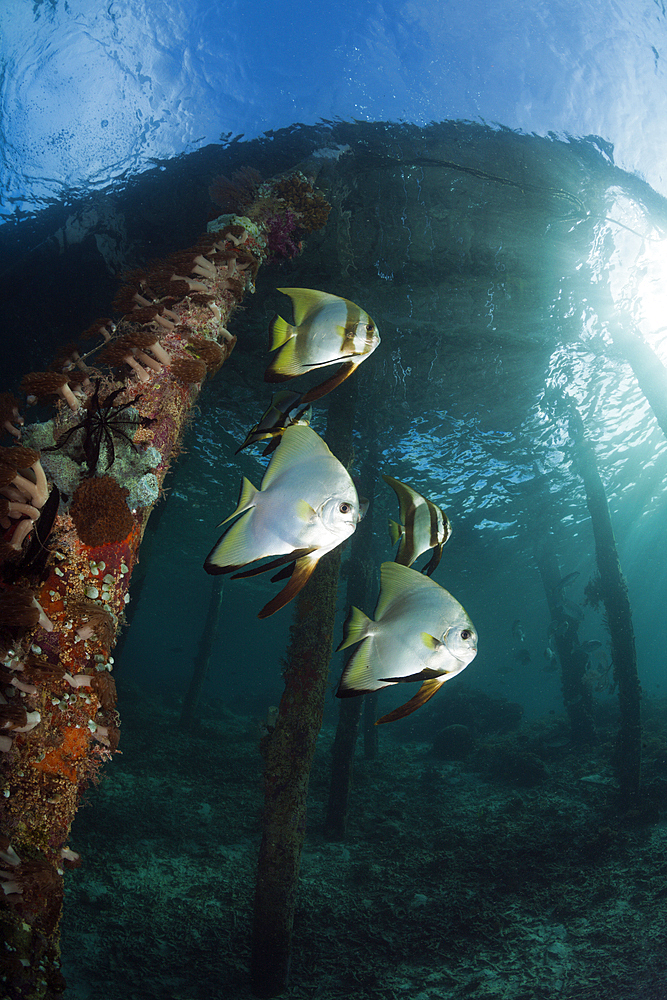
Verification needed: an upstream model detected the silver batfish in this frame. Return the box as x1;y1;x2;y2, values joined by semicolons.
336;562;478;724
265;288;380;403
204;424;362;618
383;474;451;576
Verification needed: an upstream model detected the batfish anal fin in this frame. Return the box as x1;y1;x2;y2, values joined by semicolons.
300;360;358;404
421;543;443;577
376;678;446;725
257;551;320;619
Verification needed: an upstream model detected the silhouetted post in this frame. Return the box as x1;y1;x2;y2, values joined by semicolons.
569;404;641;805
324;450;377;838
533;532;595;744
179;577;224;727
250;381;356;997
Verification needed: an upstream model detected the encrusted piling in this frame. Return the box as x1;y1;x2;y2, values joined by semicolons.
0;168;333;999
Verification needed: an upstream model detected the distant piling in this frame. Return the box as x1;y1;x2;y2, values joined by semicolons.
569;405;641;805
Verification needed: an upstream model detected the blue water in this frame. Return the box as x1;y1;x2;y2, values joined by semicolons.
3;0;667;218
3;3;667;998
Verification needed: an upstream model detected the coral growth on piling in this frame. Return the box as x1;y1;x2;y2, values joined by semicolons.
0;164;331;996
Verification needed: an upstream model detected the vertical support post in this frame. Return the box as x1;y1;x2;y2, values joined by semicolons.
569;405;641;804
250;381;356;997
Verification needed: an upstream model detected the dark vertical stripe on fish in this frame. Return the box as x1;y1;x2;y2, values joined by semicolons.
341;303;361;354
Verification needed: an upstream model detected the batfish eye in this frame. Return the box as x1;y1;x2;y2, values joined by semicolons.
339;502;352;514
460;629;472;641
366;323;374;333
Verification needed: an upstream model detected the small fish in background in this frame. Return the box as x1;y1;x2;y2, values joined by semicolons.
265;288;381;403
204;424;363;618
336;561;478;724
557;597;584;623
512;618;526;645
382;474;452;576
543;645;559;672
577;639;602;654
583;652;613;693
552;570;580;593
511;618;531;664
235;389;311;456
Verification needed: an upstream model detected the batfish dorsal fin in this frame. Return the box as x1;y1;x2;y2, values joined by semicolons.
257;550;321;618
376;677;446;725
261;424;333;490
375;561;437;619
383;474;421;523
277;287;339;325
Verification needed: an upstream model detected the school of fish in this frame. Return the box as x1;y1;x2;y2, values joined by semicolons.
204;286;479;722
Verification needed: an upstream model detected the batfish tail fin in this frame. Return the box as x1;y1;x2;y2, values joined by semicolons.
337;605;373;651
256;550;320;618
388;517;403;547
336;636;389;696
376;677;446;725
268;313;296;351
204;508;257;574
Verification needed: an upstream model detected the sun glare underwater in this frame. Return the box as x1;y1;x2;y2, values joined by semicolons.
3;1;667;999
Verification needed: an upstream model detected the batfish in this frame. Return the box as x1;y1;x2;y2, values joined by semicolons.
336;562;478;724
383;474;451;575
265;288;380;403
204;424;362;618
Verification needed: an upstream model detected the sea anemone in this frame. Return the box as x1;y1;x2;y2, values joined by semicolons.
0;446;49;508
0;585;40;632
90;671;117;713
20;372;80;412
171;357;207;384
99;337;151;382
0;393;24;440
122;329;172;367
0;496;40;527
69;476;134;546
66;595;116;647
80;318;114;342
188;338;226;375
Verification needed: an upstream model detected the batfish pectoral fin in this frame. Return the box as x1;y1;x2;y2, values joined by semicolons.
375;677;446;725
300;360;358;404
257;550;321;619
